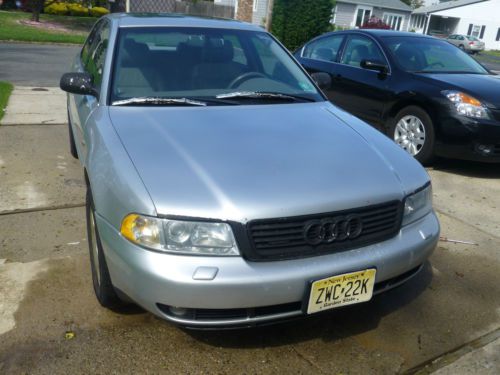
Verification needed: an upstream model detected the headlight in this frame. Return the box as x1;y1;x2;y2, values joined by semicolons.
120;214;239;256
402;184;433;226
442;90;490;119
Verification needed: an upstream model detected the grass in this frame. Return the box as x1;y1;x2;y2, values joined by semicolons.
0;10;96;44
482;50;500;58
0;81;14;122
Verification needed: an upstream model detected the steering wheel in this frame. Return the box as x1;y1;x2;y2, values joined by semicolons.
428;62;445;68
229;72;267;89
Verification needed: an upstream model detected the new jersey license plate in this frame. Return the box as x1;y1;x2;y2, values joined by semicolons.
307;269;376;314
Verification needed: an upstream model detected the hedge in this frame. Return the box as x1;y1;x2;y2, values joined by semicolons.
44;2;109;17
271;0;335;51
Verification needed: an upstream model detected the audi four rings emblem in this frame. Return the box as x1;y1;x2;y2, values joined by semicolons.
303;215;363;245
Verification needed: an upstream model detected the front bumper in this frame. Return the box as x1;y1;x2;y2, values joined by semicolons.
436;111;500;162
96;211;439;328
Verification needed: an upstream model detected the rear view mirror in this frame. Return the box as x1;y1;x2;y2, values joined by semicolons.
60;72;99;98
361;59;389;74
311;72;332;90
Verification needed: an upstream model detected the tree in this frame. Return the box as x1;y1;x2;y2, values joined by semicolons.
271;0;335;51
27;0;56;22
400;0;425;8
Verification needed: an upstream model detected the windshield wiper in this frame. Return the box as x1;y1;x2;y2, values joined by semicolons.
216;91;315;102
112;97;207;106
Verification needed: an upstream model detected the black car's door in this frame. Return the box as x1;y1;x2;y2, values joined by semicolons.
332;34;392;128
296;33;346;104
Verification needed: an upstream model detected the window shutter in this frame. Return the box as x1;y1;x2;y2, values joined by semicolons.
467;24;473;36
480;25;486;39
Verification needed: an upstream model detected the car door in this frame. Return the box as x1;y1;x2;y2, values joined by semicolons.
331;34;392;128
68;20;110;160
296;33;346;104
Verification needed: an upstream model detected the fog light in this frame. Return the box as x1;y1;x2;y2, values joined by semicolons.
169;306;189;317
476;144;493;155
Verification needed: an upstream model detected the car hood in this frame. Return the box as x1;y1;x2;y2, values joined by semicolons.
108;103;425;222
421;73;500;108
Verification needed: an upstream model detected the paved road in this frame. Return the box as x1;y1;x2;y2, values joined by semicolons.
0;43;80;87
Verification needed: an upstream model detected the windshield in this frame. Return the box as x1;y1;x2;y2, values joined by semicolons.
110;27;323;105
383;36;488;74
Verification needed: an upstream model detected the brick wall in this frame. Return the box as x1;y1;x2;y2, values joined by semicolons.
236;0;254;22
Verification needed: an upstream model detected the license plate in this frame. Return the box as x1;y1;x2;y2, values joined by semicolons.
306;269;376;314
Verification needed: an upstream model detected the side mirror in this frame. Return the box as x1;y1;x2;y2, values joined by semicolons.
310;72;332;90
361;59;389;74
60;72;98;98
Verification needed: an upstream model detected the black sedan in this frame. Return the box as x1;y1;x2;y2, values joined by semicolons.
294;30;500;164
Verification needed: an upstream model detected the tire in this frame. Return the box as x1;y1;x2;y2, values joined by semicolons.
389;106;435;165
459;44;465;50
86;188;126;309
67;112;78;159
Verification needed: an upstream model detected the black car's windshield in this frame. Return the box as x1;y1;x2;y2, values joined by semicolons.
383;36;488;74
110;27;323;105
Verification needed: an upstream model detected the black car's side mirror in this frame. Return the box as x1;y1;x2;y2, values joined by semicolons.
60;72;99;98
311;72;332;90
361;59;389;75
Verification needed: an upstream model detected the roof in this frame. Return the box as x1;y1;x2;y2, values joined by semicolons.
412;0;488;14
317;29;436;41
107;13;261;31
337;0;412;12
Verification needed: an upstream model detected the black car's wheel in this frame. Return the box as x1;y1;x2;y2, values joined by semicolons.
459;44;465;50
390;106;435;165
67;112;78;160
86;188;126;309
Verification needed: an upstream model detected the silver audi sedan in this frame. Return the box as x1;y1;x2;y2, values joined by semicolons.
60;14;439;328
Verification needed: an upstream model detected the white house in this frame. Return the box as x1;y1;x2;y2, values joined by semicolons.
410;0;500;50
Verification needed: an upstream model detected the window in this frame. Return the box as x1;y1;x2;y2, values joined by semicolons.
83;21;110;91
468;24;486;39
340;35;386;68
496;28;500;41
354;6;372;28
253;0;258;12
302;34;345;62
383;13;404;31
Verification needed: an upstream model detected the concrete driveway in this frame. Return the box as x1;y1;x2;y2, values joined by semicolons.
0;45;500;375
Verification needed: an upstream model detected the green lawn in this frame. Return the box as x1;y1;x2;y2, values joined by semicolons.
483;50;500;58
0;81;14;122
0;10;96;44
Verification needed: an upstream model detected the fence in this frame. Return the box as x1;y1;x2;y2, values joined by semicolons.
128;0;236;19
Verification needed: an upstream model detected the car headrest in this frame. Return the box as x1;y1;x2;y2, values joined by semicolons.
121;39;150;66
202;40;234;63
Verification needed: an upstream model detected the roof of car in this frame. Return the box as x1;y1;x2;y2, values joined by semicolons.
317;29;436;40
106;12;261;31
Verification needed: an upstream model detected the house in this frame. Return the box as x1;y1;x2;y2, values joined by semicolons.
219;0;413;30
332;0;413;31
410;0;500;50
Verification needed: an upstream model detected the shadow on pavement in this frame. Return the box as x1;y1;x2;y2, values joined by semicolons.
431;157;500;179
186;261;433;348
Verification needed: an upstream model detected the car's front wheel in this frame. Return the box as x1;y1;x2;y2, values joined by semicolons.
86;188;126;309
390;106;435;165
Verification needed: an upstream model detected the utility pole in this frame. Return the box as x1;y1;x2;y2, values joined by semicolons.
265;0;274;31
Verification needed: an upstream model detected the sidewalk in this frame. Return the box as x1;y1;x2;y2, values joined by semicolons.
1;86;66;125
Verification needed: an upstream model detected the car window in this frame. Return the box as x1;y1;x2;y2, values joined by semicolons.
458;36;465;40
340;35;386;68
85;21;110;91
384;36;488;74
448;35;456;40
81;20;103;67
111;27;322;104
301;34;344;62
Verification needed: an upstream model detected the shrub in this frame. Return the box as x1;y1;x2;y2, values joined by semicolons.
360;17;392;30
44;2;69;15
271;0;335;51
89;6;109;17
67;3;89;17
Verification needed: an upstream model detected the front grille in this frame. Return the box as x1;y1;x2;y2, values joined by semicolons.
244;201;403;261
